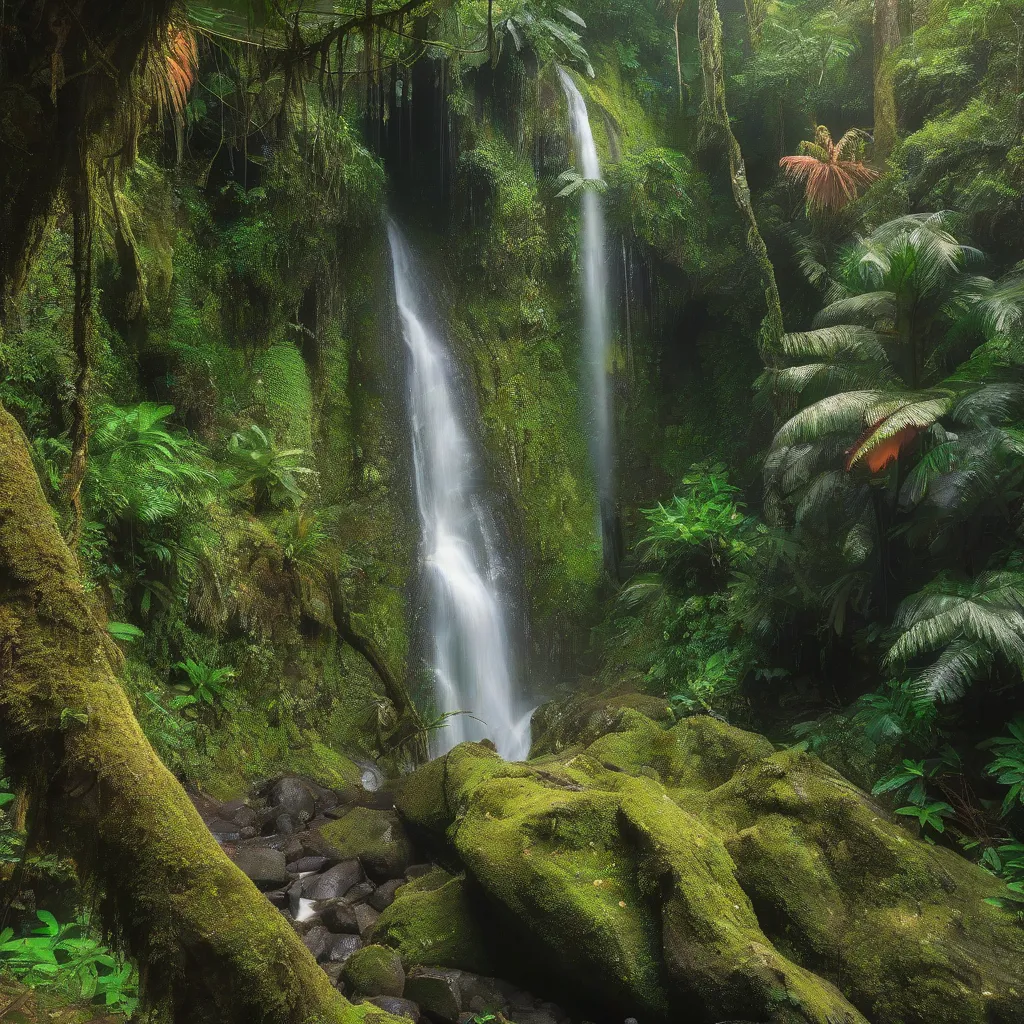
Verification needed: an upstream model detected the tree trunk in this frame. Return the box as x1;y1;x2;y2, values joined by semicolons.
697;0;783;359
61;142;93;546
674;8;685;112
328;574;427;763
0;406;384;1024
872;0;902;162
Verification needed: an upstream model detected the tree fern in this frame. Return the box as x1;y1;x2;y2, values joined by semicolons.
886;572;1024;701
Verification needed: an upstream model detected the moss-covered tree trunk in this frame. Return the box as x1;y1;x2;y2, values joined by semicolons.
872;0;902;162
697;0;783;359
0;405;388;1023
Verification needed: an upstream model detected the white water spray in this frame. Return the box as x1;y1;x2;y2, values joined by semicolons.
558;68;616;568
387;223;531;762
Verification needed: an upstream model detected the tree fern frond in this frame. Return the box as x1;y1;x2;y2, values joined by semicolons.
773;390;886;448
913;639;994;703
813;291;896;328
846;394;954;469
768;362;894;399
950;382;1024;427
780;325;890;364
887;571;1024;701
793;470;856;525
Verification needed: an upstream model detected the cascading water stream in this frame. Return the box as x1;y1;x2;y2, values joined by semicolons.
558;68;617;572
387;222;531;762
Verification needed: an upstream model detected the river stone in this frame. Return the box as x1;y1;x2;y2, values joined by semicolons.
458;973;518;1015
303;859;363;900
206;818;241;840
283;836;304;861
287;855;328;874
344;880;375;904
232;804;258;828
302;925;333;963
327;933;364;964
286;877;304;916
343;944;405;997
322;963;346;989
367;877;404;912
275;812;296;835
354;902;379;938
364;996;420;1020
264;889;289;910
318;898;360;934
233;846;289;890
404;863;434;880
271;777;317;823
404;968;462;1022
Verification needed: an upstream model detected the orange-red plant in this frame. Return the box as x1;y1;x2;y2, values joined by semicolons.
155;21;198;117
846;424;919;473
780;125;879;212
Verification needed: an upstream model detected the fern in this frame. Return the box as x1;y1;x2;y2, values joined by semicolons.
886;571;1024;702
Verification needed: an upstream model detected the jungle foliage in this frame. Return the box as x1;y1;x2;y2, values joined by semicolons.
2;0;1024;1008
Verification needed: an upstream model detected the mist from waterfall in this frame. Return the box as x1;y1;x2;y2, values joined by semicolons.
387;222;531;762
558;68;616;571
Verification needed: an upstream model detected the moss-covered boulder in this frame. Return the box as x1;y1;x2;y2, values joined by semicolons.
371;868;495;975
394;711;1024;1024
318;807;414;881
342;945;406;998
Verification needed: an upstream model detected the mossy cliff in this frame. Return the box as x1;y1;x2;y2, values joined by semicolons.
386;701;1024;1024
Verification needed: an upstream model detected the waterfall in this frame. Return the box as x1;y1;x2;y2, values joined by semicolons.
387;223;531;762
558;68;617;572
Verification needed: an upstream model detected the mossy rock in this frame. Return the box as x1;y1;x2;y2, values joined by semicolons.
707;748;1024;1023
394;711;1024;1024
342;944;406;998
529;689;675;757
371;869;495;975
318;807;415;881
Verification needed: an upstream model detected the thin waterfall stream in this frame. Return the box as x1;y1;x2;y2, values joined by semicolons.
558;68;617;572
387;222;531;762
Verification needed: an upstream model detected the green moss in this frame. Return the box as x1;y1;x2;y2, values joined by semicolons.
451;763;669;1019
390;708;1024;1024
342;945;406;998
318;807;413;880
371;871;495;974
706;749;1024;1022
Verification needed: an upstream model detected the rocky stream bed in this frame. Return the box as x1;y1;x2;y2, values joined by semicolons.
192;767;569;1024
191;695;1024;1024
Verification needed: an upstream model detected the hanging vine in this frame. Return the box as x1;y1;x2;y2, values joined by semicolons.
697;0;783;359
